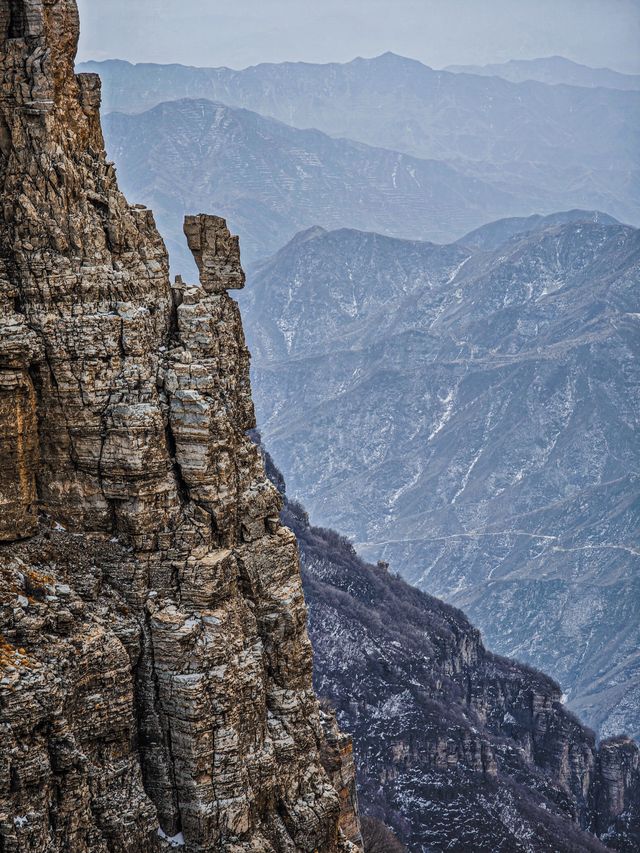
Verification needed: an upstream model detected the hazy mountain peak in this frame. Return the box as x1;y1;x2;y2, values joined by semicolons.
278;224;328;249
457;209;623;251
366;50;429;67
446;55;640;90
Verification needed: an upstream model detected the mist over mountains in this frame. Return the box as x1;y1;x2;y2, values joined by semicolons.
241;214;640;740
445;56;640;90
85;51;640;741
86;52;639;275
102;98;524;272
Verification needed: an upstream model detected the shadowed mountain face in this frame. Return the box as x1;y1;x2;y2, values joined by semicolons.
258;443;640;853
101;98;525;271
239;213;640;740
84;54;640;232
445;57;640;91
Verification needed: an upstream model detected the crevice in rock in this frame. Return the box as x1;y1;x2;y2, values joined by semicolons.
118;317;126;360
163;417;189;509
168;282;181;346
136;611;183;837
5;0;26;40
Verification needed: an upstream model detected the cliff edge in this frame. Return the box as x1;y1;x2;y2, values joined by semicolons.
0;2;361;851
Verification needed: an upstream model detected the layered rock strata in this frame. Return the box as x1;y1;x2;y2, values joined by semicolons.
0;2;361;851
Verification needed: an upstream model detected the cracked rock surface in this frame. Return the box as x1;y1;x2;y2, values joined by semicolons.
0;2;361;851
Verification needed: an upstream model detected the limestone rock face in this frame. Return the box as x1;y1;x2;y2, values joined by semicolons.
0;321;39;541
183;215;246;294
0;2;360;851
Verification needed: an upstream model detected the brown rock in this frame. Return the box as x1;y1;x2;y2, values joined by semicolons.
0;2;361;851
183;214;245;293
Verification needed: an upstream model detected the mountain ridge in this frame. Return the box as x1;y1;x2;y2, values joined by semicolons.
78;53;640;109
256;439;640;853
101;96;528;271
239;214;640;741
84;52;640;269
445;56;640;91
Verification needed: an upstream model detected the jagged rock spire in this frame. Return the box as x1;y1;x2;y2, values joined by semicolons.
0;2;362;850
184;214;245;293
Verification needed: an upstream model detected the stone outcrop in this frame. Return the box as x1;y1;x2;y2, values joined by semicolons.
0;2;360;851
183;215;245;294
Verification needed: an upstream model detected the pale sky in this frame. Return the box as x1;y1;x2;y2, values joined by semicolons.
76;0;640;73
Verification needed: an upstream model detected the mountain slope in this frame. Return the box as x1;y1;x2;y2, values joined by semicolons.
102;98;525;270
83;54;640;229
240;214;640;740
258;441;640;853
80;54;639;169
445;57;640;91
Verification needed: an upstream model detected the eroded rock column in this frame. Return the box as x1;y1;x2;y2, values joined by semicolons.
0;2;361;850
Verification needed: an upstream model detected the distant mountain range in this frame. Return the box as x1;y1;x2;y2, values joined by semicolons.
80;55;640;169
445;56;640;91
86;51;640;739
102;98;526;271
87;52;639;255
239;212;640;740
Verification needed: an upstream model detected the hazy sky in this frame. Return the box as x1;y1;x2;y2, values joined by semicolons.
76;0;640;74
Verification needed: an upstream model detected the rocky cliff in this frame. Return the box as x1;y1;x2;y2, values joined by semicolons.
0;3;361;851
257;443;640;852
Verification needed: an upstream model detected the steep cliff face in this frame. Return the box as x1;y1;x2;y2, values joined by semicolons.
257;444;640;852
0;3;361;852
